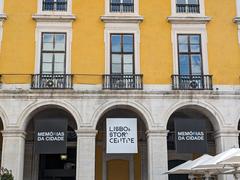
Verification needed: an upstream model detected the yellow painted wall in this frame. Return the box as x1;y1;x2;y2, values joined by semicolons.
140;0;172;84
0;0;36;83
206;0;240;85
0;0;239;85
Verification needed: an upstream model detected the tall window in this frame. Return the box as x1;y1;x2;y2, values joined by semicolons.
176;0;200;13
111;34;134;74
42;0;68;11
41;33;66;74
110;0;134;13
177;34;202;75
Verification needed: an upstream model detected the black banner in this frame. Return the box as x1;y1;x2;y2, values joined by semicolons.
34;118;67;154
175;118;207;153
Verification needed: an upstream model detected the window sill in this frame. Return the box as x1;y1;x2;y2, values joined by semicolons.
32;14;76;22
167;16;211;24
101;15;143;23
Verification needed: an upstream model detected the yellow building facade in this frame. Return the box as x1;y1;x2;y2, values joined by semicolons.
0;0;239;180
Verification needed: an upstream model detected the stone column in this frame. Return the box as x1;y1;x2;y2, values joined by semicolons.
1;130;26;180
214;130;239;180
214;130;239;153
147;130;169;180
75;129;97;180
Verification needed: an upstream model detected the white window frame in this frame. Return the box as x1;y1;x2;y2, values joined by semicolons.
171;0;205;17
37;0;72;15
171;24;209;75
104;23;140;74
34;22;72;74
105;0;139;16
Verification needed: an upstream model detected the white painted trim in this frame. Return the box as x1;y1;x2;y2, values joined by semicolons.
171;0;205;17
37;0;72;15
0;0;4;14
104;23;141;74
34;22;73;74
105;0;139;16
236;0;240;17
171;24;209;75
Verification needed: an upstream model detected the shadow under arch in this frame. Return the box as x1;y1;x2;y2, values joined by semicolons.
18;100;82;131
92;100;153;130
163;101;223;131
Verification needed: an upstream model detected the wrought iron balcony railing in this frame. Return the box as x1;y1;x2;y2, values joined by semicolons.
176;4;200;13
42;0;68;11
110;3;134;13
103;74;143;90
31;74;73;89
171;75;213;90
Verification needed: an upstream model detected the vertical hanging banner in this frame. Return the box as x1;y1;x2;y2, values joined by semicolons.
34;118;67;154
106;118;138;154
175;118;207;153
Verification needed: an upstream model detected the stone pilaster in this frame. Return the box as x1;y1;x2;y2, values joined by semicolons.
147;130;169;180
1;130;26;180
75;129;97;180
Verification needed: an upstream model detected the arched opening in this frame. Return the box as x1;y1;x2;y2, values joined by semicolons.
167;108;216;180
95;107;148;180
23;107;77;180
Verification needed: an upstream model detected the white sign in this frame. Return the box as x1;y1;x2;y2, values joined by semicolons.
106;118;138;154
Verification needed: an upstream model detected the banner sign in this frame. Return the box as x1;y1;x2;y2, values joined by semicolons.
34;118;67;154
175;118;207;153
106;118;138;154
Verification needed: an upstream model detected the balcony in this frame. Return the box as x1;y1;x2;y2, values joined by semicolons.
176;4;200;13
42;0;68;11
171;75;213;90
103;74;143;90
110;3;134;13
31;74;73;89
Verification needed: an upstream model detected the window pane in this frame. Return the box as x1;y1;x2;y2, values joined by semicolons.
124;64;133;74
111;35;121;52
179;45;188;52
190;45;200;52
123;0;133;3
191;55;202;74
123;35;133;52
55;43;65;51
111;0;120;3
112;64;122;74
177;0;186;4
42;62;52;72
55;34;65;43
112;54;121;63
178;35;188;43
179;55;190;75
55;53;65;63
54;62;65;73
123;55;133;64
42;53;53;63
190;35;200;44
43;34;53;43
188;0;199;5
43;43;54;51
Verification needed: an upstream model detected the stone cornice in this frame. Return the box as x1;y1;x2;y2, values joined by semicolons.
1;130;26;138
75;129;98;137
32;14;76;22
167;16;211;24
100;15;144;23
